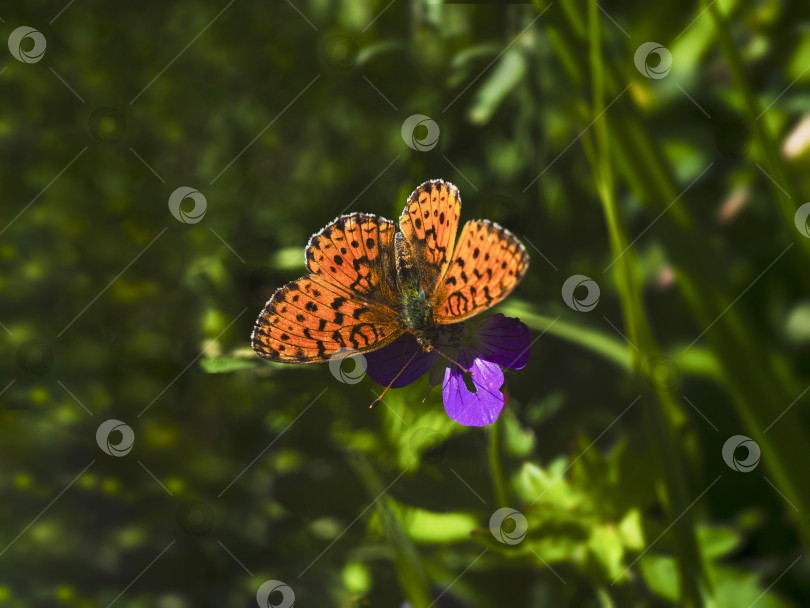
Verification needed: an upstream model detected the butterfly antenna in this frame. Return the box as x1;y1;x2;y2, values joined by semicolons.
432;348;472;376
369;349;421;409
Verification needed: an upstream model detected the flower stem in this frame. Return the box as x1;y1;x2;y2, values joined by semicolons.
489;416;509;508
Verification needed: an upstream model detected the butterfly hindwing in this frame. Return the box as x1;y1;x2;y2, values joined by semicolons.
432;220;529;323
252;275;402;362
398;179;461;294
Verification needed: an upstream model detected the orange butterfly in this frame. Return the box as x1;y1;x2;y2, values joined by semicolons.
251;179;529;363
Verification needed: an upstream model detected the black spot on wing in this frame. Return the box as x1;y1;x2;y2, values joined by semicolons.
446;291;470;316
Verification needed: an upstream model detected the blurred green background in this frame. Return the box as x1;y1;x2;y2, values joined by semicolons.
2;0;810;606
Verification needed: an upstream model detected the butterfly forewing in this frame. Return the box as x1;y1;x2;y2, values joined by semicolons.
306;213;399;307
398;179;461;294
432;220;529;323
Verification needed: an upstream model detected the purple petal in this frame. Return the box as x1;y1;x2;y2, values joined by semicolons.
364;333;440;388
473;314;532;370
442;348;505;427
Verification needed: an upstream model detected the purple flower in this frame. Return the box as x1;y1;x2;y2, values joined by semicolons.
364;314;531;427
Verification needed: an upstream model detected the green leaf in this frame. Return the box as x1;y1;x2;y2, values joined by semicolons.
640;554;679;602
468;49;527;125
200;350;264;373
617;509;644;551
342;561;372;595
369;498;478;544
784;300;810;345
589;524;625;581
502;408;536;457
514;461;582;510
697;526;740;560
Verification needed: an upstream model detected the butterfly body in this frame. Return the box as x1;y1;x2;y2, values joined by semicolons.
252;179;529;363
393;231;437;348
399;286;438;350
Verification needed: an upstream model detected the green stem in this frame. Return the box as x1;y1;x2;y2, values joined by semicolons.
587;2;705;605
489;417;509;508
351;454;432;608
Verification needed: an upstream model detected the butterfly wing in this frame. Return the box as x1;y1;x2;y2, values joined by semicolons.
397;179;462;295
252;213;404;362
432;220;529;323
